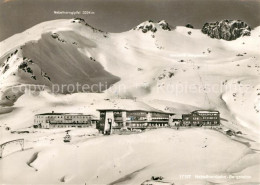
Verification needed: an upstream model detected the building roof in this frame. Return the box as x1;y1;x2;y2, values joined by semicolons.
35;112;92;116
172;114;182;119
192;110;219;114
91;117;100;120
36;113;65;116
182;114;192;117
97;109;174;115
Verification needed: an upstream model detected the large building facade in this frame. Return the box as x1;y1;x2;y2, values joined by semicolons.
97;109;174;134
192;110;220;125
34;111;96;129
182;110;220;126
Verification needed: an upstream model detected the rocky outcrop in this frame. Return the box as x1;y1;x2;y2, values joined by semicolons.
202;20;251;41
133;20;171;33
158;20;171;31
185;24;194;29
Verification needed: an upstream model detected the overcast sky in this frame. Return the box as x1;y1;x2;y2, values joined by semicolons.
0;0;260;41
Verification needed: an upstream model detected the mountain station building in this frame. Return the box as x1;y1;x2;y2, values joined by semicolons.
34;111;97;129
97;109;174;134
182;110;220;126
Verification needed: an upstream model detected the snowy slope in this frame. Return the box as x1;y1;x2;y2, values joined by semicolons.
1;128;258;185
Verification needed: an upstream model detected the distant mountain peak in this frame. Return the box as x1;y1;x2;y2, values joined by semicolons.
132;20;171;33
71;18;106;33
202;19;251;41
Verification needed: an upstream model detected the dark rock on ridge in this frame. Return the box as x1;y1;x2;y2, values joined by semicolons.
202;20;251;40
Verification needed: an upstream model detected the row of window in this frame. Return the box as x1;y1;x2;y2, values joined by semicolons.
126;117;147;121
202;117;218;120
151;118;169;120
184;116;218;121
183;120;219;123
130;123;168;127
112;123;168;127
51;125;88;128
36;121;90;124
127;112;147;116
203;121;219;124
114;112;123;115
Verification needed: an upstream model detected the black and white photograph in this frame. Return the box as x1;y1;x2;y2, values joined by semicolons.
0;0;260;184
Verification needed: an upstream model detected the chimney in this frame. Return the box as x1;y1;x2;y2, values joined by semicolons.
52;111;54;114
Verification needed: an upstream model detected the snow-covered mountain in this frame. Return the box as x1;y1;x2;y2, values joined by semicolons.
0;18;260;185
0;18;259;135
